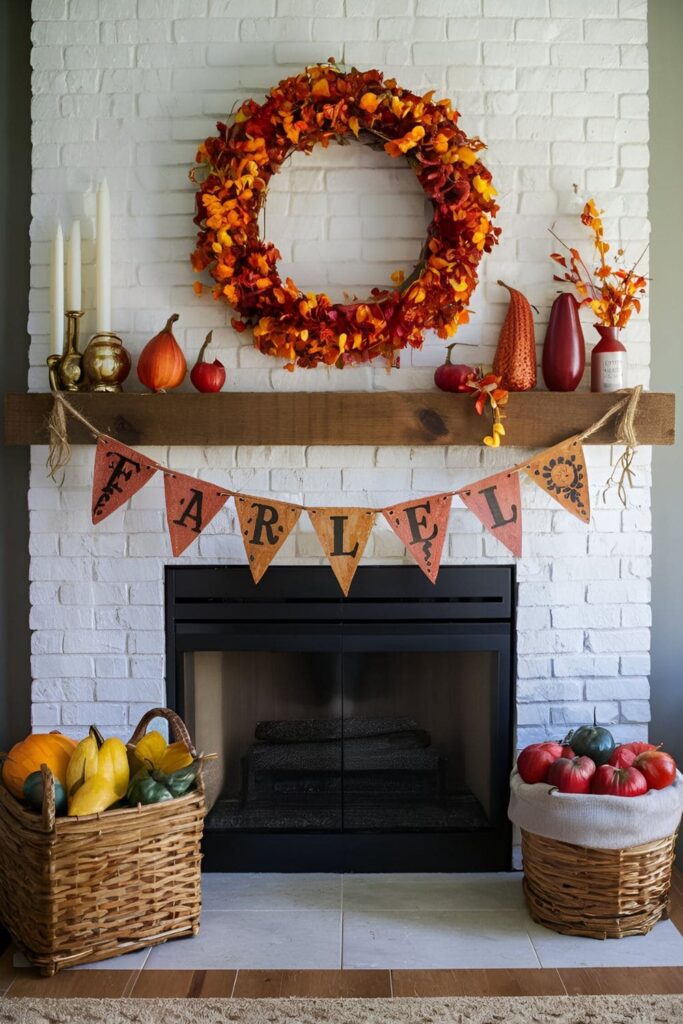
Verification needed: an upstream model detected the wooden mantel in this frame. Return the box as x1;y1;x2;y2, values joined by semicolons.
3;391;675;447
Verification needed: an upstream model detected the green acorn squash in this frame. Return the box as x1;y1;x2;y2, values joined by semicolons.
23;770;68;816
564;716;615;766
126;761;198;806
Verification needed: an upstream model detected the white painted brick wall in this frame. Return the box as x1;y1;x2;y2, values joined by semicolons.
29;0;651;749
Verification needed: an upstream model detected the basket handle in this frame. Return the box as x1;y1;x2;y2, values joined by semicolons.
40;763;56;831
128;707;198;758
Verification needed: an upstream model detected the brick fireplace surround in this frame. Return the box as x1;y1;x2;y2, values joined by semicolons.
27;1;652;786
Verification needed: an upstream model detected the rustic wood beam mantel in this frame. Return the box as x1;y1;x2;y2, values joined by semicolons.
3;391;675;448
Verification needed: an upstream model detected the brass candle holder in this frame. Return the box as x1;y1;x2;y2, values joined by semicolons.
47;310;85;392
82;331;132;392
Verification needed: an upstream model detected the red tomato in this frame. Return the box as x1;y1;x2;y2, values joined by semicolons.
516;742;563;784
547;756;596;794
609;746;637;769
633;750;677;790
620;741;657;756
591;764;648;797
610;742;660;769
535;741;564;758
560;744;575;759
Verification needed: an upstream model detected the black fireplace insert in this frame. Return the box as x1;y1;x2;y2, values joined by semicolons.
166;565;515;872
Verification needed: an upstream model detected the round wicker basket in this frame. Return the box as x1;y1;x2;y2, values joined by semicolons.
521;827;677;940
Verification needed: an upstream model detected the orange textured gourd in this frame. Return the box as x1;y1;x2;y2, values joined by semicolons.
493;281;537;391
137;313;187;393
2;731;77;800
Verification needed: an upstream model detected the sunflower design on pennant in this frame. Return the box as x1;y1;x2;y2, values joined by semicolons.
523;439;590;522
541;454;585;507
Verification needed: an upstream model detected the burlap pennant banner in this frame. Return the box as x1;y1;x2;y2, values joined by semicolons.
307;507;376;596
85;419;611;579
522;435;591;523
383;493;452;583
458;470;523;557
235;494;302;583
91;436;158;524
164;473;229;557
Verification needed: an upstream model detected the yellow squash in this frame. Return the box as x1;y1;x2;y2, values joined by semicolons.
65;727;101;796
98;737;130;799
160;741;194;774
66;725;130;814
130;730;193;776
68;775;120;817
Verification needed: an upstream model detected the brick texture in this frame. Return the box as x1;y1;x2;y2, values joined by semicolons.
29;0;651;744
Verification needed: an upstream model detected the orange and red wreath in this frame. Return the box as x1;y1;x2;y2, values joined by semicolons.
190;62;500;369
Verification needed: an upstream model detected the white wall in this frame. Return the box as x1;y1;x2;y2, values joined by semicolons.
650;0;683;863
28;0;652;745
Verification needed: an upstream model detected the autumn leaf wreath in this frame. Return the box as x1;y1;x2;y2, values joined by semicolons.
190;61;500;370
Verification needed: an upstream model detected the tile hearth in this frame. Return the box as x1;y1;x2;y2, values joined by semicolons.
13;873;683;973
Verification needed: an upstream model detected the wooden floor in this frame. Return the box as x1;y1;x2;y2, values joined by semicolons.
1;869;681;1000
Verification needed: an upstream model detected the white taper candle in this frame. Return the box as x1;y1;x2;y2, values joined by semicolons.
96;179;111;333
50;223;64;356
66;219;81;311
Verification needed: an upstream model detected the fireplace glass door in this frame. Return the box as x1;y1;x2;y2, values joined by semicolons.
168;565;514;871
184;636;343;833
341;645;499;833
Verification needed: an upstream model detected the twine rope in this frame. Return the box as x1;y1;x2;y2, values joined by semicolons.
578;386;640;443
47;388;643;508
601;384;642;506
52;391;100;439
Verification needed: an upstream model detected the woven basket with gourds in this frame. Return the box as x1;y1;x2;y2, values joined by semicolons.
0;708;205;976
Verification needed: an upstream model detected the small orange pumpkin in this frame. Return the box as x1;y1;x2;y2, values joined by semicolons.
136;313;187;393
2;731;77;800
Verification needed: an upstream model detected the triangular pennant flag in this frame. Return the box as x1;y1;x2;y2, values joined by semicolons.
164;472;229;557
235;494;302;583
458;470;523;557
382;493;452;583
91;436;158;524
522;435;590;522
307;507;376;596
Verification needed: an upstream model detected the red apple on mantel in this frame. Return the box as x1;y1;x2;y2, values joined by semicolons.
434;342;476;393
190;330;226;393
547;756;596;794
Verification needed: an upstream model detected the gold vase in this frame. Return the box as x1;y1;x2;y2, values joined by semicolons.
47;310;85;392
82;332;132;392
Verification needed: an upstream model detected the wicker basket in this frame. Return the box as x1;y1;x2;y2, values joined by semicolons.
0;708;205;976
521;827;677;940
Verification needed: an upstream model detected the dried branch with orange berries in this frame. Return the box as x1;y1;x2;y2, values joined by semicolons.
550;199;648;329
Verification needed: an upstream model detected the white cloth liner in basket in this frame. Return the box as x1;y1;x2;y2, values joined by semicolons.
508;768;683;849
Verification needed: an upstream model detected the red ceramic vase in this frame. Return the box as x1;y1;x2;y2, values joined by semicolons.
542;293;585;392
590;325;627;392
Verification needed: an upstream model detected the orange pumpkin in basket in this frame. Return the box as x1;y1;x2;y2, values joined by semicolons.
2;731;77;800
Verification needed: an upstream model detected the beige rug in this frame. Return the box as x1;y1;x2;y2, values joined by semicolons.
1;996;683;1024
